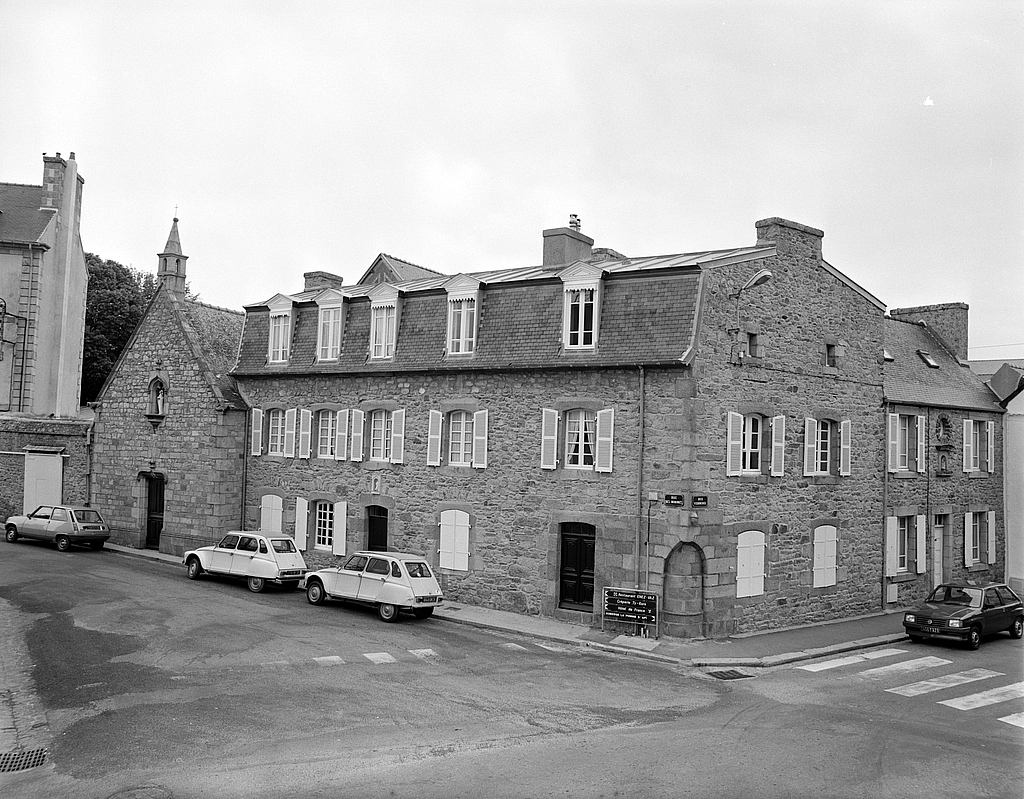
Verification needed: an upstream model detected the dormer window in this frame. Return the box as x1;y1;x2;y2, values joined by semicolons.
265;295;295;364
368;284;401;360
559;264;604;351
315;289;347;362
444;275;482;356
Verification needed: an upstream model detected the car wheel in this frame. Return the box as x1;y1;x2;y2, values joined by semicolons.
247;576;266;593
186;558;203;580
378;603;399;622
412;607;434;620
4;527;18;543
966;626;982;650
56;536;71;552
908;633;923;644
1010;616;1023;640
306;580;325;605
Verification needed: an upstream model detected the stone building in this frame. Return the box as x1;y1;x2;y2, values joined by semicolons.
881;306;1005;606
90;219;247;554
231;216;991;637
0;153;90;519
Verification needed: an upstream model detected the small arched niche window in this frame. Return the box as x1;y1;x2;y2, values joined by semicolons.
148;378;167;416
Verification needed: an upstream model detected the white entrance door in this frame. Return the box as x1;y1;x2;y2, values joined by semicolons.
23;452;63;513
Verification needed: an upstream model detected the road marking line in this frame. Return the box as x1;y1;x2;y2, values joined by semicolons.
500;643;528;651
364;652;398;665
409;649;439;660
886;669;1004;697
797;649;908;672
939;681;1024;710
536;643;568;653
998;712;1024;728
858;656;951;679
313;656;345;666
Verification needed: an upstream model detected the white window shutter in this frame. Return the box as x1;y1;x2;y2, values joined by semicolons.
294;497;308;549
472;410;488;469
298;409;312;459
427;410;443;466
284;408;297;458
541;408;558;470
259;494;282;533
595;409;614;473
884;517;898;577
736;531;764;598
916;415;927;473
963;512;973;565
726;412;743;477
251;409;263;456
986;421;995;474
736;536;752;598
963;419;972;472
825;530;837;585
335;409;349;461
439;509;456;569
770;415;786;477
390;409;405;464
987;511;997;565
350;409;364;462
803;418;816;476
915;514;927;574
453;510;470;571
839;420;852;476
886;413;899;473
332;501;347;556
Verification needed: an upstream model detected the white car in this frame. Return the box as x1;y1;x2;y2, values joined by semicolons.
304;551;444;621
183;532;308;593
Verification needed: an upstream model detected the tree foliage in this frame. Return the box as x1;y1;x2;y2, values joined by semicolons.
80;253;157;404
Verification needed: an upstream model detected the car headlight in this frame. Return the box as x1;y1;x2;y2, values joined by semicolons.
904;613;916;623
948;619;962;628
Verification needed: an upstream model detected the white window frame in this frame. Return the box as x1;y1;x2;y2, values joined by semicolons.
314;500;334;550
962;419;994;474
268;312;291;363
316;410;336;458
897;516;911;573
812;525;838;588
369;409;393;462
804;418;851;476
565;409;597;469
448;411;474;466
742;414;761;472
736;530;765;598
317;303;344;361
439;508;471;571
370;304;396;359
267;409;286;455
559;265;603;351
447;297;477;355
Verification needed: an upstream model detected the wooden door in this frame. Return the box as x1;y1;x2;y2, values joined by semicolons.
559;523;595;610
367;506;388;552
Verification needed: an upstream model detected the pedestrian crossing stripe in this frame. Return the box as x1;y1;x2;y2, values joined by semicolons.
313;655;345;666
363;652;398;665
797;648;907;672
998;712;1024;728
500;643;529;651
408;649;439;660
886;669;1004;697
858;656;951;679
938;681;1024;710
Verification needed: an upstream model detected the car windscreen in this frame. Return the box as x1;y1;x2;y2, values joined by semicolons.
927;585;982;607
271;539;297;553
405;562;433;578
72;509;103;524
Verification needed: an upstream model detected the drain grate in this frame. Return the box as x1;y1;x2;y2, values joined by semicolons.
707;669;754;680
0;748;47;773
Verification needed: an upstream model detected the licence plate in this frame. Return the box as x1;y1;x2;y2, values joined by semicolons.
419;597;438;604
923;626;941;633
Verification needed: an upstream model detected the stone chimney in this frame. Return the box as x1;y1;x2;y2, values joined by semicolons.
543;215;594;267
755;217;824;260
890;303;970;362
304;271;345;291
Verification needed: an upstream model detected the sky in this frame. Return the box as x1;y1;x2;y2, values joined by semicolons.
1;1;1022;359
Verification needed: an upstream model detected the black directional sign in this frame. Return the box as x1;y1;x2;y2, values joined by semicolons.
603;587;659;624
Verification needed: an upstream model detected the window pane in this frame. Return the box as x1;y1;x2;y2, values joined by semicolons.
318;411;336;457
565;410;596;467
448;411;474;465
315;502;334;548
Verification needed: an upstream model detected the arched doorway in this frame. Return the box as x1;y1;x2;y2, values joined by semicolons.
663;542;705;638
367;505;388;552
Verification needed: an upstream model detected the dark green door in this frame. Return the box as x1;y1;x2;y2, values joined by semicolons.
559;523;595;610
145;474;164;549
367;506;388;552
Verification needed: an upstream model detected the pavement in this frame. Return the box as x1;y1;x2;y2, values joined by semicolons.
107;543;910;669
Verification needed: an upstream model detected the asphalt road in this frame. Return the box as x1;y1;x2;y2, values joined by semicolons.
0;540;1021;799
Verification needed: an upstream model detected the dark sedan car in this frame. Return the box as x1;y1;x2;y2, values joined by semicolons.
903;581;1023;650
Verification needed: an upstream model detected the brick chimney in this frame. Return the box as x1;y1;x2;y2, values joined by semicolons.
543;214;594;267
755;217;824;260
304;271;345;291
890;303;970;362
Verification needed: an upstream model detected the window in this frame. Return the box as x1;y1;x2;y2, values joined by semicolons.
887;413;926;473
314;501;334;549
267;409;286;455
885;514;925;577
317;305;344;361
369;409;393;461
825;343;837;368
447;297;477;354
541;408;614;472
963;419;994;474
727;413;785;477
565;289;595;348
812;525;838;587
803;418;852;476
744;332;760;359
349;408;405;464
963;511;996;567
316;410;336;458
897;516;912;573
439;509;471;571
736;530;765;597
268;313;291;363
427;409;488;468
370;304;396;359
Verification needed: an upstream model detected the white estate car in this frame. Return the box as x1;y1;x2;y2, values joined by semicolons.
304;551;444;622
183;532;308;593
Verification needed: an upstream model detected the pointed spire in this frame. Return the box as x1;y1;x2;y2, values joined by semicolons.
157;216;188;294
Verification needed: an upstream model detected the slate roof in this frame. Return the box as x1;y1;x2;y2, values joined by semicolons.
234;245;773;376
173;295;246;409
0;182;53;244
883;317;1001;412
970;358;1024;379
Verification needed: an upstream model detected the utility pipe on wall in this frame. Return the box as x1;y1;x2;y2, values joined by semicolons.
635;365;646;590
